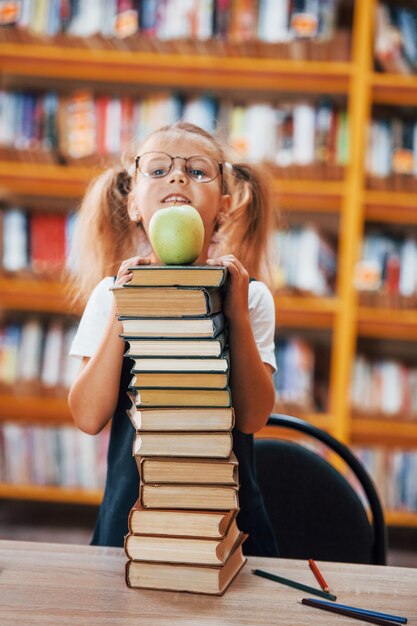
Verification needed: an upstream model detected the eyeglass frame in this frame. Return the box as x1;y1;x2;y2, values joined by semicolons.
134;151;223;184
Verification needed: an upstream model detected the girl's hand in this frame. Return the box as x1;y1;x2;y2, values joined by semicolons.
207;254;249;321
114;256;151;287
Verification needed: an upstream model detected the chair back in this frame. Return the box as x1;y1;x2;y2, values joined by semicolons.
255;414;387;565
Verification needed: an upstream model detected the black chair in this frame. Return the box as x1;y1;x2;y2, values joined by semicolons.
254;413;387;565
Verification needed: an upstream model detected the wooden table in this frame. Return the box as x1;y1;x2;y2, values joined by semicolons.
0;540;416;625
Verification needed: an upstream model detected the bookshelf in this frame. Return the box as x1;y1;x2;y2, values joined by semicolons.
1;0;417;526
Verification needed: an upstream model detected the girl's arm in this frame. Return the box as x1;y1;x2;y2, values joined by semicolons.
207;255;276;434
68;256;150;435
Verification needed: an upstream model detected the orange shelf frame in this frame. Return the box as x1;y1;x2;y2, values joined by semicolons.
357;307;417;341
0;275;76;314
371;72;417;106
0;483;102;505
0;42;352;93
351;417;417;445
0;393;72;425
275;294;338;329
364;190;417;224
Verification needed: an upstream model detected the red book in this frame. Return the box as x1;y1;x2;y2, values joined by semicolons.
30;213;67;276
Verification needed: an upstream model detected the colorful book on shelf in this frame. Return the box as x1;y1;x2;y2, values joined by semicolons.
124;519;242;566
130;387;232;408
129;353;230;373
127;405;235;432
125;265;227;287
138;453;238;485
112;285;222;317
133;431;234;458
129;370;229;390
125;534;247;595
138;483;239;510
124;333;227;357
128;500;238;538
118;312;226;338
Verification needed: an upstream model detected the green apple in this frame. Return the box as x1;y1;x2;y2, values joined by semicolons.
149;205;205;265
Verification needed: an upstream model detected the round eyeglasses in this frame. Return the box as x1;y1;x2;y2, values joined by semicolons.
135;151;223;183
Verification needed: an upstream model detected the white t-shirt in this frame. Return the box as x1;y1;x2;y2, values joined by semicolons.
70;277;277;371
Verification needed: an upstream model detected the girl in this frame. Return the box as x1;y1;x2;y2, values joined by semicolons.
68;121;279;557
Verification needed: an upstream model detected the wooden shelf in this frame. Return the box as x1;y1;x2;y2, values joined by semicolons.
0;394;72;424
0;483;102;505
0;42;352;93
357;307;417;341
0;161;345;209
0;275;76;314
364;190;417;224
272;179;344;212
0;161;96;200
351;417;417;445
371;72;417;106
385;510;417;528
275;294;338;329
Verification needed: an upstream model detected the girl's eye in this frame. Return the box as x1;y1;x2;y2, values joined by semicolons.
188;168;206;179
151;168;168;177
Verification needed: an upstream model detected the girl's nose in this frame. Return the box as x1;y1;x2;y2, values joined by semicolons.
168;165;187;183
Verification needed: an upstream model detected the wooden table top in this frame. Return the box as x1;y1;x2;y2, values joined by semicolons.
0;540;416;625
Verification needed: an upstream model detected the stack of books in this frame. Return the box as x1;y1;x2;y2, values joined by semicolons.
112;265;247;595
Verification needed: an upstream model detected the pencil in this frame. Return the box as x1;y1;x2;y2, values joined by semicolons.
308;558;330;592
251;569;337;601
301;598;407;626
302;598;407;625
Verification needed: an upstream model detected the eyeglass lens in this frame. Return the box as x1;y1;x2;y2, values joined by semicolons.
138;152;220;182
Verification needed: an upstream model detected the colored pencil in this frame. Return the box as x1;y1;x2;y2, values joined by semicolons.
301;598;407;626
302;598;407;625
251;569;337;601
308;558;330;592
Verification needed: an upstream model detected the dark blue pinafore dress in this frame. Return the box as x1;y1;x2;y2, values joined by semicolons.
92;354;278;558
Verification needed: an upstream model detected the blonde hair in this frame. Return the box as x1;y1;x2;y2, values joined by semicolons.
71;121;274;304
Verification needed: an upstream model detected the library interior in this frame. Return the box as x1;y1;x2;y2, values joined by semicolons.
1;0;417;596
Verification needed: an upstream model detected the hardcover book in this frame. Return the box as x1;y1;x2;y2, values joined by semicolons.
112;286;222;317
131;387;232;408
129;371;228;390
128;500;238;538
138;453;238;485
133;431;233;458
129;353;230;373
127;405;235;432
124;333;227;357
124;519;242;566
139;483;239;510
125;265;227;287
119;312;225;338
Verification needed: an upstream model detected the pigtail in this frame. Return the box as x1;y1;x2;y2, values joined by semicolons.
221;162;275;284
70;166;137;306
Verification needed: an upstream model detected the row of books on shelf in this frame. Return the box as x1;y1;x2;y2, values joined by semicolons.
1;207;77;275
0;422;109;490
354;445;417;512
272;225;337;296
274;337;317;412
3;205;417;308
367;115;417;189
0;89;348;171
351;355;417;421
0;0;349;59
0;318;79;393
354;231;417;307
275;334;417;421
375;1;417;76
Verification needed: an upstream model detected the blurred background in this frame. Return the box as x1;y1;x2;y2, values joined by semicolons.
0;0;416;564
